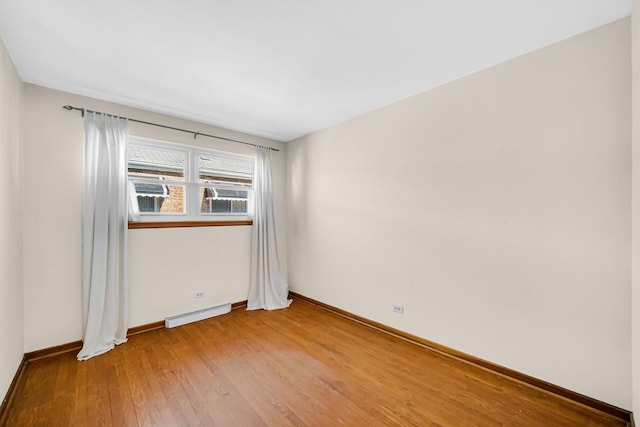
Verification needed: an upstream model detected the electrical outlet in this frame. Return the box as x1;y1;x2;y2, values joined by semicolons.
392;305;404;314
194;291;205;299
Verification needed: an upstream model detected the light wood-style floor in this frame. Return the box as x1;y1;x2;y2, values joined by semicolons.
5;298;628;426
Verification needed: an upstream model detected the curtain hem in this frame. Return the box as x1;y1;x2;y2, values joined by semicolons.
246;299;292;311
77;338;127;361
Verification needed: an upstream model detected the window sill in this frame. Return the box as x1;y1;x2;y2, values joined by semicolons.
128;220;253;229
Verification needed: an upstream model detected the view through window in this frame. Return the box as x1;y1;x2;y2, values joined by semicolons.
127;138;253;220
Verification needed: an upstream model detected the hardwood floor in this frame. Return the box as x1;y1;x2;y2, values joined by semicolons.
4;299;629;426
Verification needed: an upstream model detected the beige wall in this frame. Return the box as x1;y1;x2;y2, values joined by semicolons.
0;37;23;401
632;0;640;419
21;84;287;351
287;19;631;408
128;226;252;326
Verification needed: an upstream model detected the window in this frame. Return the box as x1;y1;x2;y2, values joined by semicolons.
127;138;253;221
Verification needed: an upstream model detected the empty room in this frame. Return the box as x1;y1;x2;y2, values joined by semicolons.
1;0;640;425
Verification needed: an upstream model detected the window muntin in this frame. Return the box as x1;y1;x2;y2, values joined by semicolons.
127;138;252;220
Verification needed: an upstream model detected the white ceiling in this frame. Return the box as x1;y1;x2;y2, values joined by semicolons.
0;1;632;142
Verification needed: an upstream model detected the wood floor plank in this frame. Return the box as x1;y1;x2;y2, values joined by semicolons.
130;341;175;426
5;299;629;426
200;319;301;426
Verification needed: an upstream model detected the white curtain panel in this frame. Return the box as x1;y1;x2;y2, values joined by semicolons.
78;112;130;361
247;146;292;310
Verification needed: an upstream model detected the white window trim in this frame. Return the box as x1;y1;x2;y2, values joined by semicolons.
128;136;254;222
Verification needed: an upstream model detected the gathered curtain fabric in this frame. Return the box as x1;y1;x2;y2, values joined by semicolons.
247;146;291;310
78;112;130;361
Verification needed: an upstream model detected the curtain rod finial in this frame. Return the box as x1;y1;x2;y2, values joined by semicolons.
63;105;73;110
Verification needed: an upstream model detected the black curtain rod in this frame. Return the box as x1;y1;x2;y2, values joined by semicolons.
62;105;279;152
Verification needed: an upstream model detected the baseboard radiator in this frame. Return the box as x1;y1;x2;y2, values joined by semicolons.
165;303;231;328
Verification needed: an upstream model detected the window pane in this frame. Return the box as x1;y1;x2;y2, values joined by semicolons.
135;184;185;214
200;185;248;214
199;154;251;186
137;196;164;213
128;146;185;181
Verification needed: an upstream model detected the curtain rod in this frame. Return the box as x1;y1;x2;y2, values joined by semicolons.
62;105;279;152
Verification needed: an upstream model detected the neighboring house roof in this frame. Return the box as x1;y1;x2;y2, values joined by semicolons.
128;146;252;179
128;146;184;172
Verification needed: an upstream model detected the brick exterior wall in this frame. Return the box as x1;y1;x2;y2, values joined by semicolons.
160;185;184;213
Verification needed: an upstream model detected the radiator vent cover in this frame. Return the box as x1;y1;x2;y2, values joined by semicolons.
165;303;231;328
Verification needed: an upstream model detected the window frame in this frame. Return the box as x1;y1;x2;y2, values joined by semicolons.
128;136;254;223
